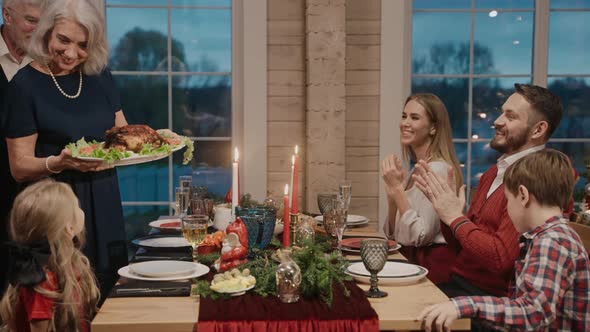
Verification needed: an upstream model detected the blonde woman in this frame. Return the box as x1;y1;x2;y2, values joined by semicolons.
382;93;463;284
3;0;127;297
0;179;99;331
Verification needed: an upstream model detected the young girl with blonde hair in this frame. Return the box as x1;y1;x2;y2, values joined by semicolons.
382;93;463;284
0;179;99;331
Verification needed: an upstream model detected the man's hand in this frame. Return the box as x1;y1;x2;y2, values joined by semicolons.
412;160;465;226
417;301;459;332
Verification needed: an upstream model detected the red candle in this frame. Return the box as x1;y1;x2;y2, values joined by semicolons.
283;184;290;247
290;146;299;214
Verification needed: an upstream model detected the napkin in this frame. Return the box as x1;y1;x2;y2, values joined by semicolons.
110;280;192;298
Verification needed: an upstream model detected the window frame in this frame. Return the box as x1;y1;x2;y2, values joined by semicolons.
104;0;268;212
380;0;590;227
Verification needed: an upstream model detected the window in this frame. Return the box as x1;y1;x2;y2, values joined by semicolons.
105;0;233;241
411;0;590;202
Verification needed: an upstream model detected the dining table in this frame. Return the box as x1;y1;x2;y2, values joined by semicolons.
91;224;471;332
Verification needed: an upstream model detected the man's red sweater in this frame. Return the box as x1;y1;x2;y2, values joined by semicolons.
442;165;520;296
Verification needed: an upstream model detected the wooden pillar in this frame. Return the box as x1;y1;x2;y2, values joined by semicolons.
305;0;346;213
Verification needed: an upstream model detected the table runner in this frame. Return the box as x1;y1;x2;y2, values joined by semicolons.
197;281;379;332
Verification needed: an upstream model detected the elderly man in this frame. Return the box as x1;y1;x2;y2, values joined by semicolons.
1;0;46;297
413;84;564;299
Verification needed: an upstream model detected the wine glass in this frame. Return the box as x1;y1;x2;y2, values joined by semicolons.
338;180;352;210
181;214;208;260
360;239;389;298
191;198;214;222
179;175;192;188
317;193;337;215
175;187;190;217
325;199;347;253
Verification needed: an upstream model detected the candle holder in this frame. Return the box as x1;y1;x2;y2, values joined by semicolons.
289;213;300;246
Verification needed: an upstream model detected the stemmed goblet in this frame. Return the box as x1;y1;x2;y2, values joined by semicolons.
360;239;388;298
317;193;337;215
181;214;208;260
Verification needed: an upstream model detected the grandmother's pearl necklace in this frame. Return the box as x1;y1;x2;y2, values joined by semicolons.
45;63;82;99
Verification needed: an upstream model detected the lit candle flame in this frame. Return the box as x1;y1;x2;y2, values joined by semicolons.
234;147;239;162
295;145;299;155
284;184;289;195
291;155;295;166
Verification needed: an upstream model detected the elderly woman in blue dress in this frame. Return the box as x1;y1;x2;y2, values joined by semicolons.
3;0;128;298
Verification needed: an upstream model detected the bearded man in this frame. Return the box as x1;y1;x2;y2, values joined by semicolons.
413;84;564;300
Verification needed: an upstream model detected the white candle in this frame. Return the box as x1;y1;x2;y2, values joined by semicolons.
232;148;239;216
288;154;295;208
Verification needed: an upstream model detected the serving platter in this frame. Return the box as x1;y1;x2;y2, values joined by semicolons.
75;143;185;167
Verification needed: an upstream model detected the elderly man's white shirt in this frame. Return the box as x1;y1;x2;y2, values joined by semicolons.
0;27;32;81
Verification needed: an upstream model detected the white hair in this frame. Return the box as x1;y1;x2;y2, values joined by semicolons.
2;0;47;9
27;0;108;75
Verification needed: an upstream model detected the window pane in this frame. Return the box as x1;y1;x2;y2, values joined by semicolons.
547;77;590;139
123;205;170;247
412;13;471;74
412;78;469;138
546;142;590;199
474;12;533;74
471;141;501;192
171;0;231;5
113;75;168;130
548;12;590;75
413;0;470;9
475;0;534;9
172;141;231;199
472;77;531;139
453;142;468;185
171;9;232;73
107;0;166;4
551;0;590;9
172;75;232;137
118;158;170;201
107;8;168;71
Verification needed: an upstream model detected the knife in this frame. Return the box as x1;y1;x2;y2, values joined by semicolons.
116;287;190;294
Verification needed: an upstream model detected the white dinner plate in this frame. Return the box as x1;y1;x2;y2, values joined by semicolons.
341;243;401;254
118;262;209;281
75;143;185;167
346;265;428;286
132;236;191;248
149;218;182;232
347;261;421;278
314;214;368;225
129;260;197;278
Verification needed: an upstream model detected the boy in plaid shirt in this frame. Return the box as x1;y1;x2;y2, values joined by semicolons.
418;149;589;332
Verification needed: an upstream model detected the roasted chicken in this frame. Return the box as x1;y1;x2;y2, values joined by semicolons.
104;124;165;153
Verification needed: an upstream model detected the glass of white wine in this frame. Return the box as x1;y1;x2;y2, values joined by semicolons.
181;214;208;260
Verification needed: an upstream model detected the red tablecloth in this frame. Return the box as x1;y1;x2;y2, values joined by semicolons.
197;281;379;332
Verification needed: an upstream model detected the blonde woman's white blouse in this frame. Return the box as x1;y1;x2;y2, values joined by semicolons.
383;160;450;247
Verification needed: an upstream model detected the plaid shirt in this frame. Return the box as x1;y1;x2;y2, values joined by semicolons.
452;216;590;331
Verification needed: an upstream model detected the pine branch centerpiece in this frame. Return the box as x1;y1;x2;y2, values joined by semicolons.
194;234;352;306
